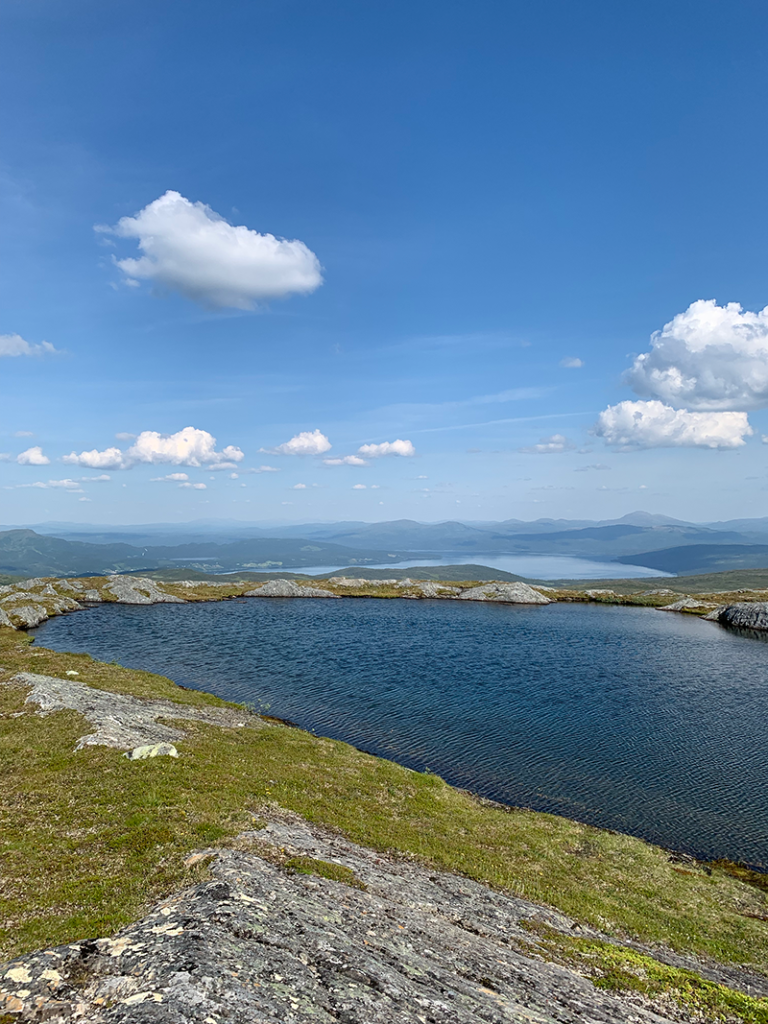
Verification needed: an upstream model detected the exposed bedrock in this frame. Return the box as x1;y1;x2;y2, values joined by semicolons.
457;582;552;605
706;601;768;630
0;814;682;1024
6;672;254;752
103;577;186;605
245;579;340;598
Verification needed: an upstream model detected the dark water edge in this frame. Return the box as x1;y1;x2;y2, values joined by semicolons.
33;598;768;868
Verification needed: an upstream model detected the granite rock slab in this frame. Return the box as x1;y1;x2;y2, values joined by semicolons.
0;814;683;1024
5;672;255;751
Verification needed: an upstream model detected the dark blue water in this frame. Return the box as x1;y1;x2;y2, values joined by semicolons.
33;599;768;866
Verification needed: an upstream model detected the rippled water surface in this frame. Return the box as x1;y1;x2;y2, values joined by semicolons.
33;599;768;865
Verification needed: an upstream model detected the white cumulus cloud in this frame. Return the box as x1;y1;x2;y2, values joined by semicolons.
323;455;367;466
17;446;50;465
292;483;307;489
151;472;189;482
99;190;323;309
179;481;207;490
352;483;366;489
64;427;243;470
559;357;583;368
63;446;128;469
0;334;57;357
518;434;575;454
266;429;332;456
128;427;244;466
357;439;415;458
626;299;768;411
595;400;752;449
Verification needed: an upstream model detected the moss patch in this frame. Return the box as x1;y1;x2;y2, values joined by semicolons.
284;855;367;890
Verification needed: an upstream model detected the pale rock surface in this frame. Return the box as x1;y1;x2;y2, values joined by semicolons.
4;603;49;628
412;581;461;598
125;742;179;760
103;577;185;605
6;672;255;752
245;579;338;598
658;598;712;613
458;582;552;605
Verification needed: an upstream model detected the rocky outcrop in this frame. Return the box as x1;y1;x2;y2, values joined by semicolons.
1;602;49;629
658;598;713;613
0;813;683;1023
457;582;552;605
7;672;255;752
705;601;768;630
0;576;187;630
245;579;339;598
103;577;186;605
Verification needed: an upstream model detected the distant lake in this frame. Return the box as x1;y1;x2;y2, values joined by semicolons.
34;599;768;867
283;554;673;580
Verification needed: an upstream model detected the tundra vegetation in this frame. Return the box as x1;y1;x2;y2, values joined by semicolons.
2;572;768;1020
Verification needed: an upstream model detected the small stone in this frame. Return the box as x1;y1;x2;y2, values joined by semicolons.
125;742;179;760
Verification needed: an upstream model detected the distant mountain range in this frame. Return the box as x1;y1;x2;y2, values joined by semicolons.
0;530;420;578
3;512;768;577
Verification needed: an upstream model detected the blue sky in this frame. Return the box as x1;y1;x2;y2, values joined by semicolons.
3;0;768;525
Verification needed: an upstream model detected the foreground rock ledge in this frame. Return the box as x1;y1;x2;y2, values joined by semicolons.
1;815;680;1024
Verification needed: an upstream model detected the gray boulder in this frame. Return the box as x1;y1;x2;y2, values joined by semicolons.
458;582;552;605
706;601;768;630
125;742;179;760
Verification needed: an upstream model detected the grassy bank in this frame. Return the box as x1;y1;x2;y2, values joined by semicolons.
2;626;768;1023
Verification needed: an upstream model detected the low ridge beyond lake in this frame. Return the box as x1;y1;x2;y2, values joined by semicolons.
33;598;768;867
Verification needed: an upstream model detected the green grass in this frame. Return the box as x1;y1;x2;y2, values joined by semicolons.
284;855;367;889
1;626;768;1021
526;923;768;1023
